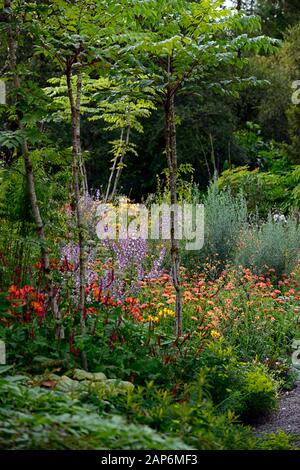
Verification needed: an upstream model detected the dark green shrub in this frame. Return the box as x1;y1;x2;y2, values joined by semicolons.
198;342;279;422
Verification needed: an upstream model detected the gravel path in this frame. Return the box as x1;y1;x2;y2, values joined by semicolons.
253;385;300;445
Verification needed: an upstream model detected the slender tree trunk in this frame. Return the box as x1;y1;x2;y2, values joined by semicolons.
78;152;88;194
200;140;212;183
72;78;87;194
5;0;64;339
110;126;130;201
105;128;124;202
165;74;182;336
66;66;87;370
209;133;218;183
79;156;88;194
228;139;232;169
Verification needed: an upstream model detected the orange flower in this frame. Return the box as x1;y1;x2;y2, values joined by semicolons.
125;297;138;305
86;307;98;315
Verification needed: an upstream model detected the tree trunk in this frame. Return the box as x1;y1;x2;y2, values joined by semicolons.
110;126;130;201
209;133;218;183
165;77;182;337
79;153;88;194
199;139;212;183
5;0;64;339
66;66;87;370
105;128;124;202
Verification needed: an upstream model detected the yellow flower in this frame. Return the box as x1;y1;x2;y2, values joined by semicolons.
164;308;174;317
211;330;221;339
157;308;174;318
147;315;160;324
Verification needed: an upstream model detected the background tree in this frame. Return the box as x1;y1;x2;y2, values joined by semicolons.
1;0;64;339
31;0;132;365
121;0;277;335
256;0;300;38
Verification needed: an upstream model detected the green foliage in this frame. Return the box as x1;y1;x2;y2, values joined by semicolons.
235;215;300;275
258;431;296;450
240;22;300;166
237;367;279;421
180;184;300;275
0;164;31;223
150;163;197;205
218;121;300;214
0;130;23;149
219;165;300;215
116;379;261;450
256;0;300;38
0;146;71;216
0;370;292;451
198;342;279;422
120;0;278;106
1;0;299;452
0;374;189;450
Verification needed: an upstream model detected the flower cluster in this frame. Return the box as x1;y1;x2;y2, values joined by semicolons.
60;238;166;307
103;264;300;341
4;285;47;324
142;307;175;324
60;193;166;306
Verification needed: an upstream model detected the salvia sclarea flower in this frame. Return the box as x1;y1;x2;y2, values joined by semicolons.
60;236;166;303
100;238;166;299
61;188;167;302
146;246;167;280
102;238;147;271
60;242;98;301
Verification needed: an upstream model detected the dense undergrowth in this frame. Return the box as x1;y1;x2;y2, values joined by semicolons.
1;189;300;450
1;0;300;451
1;249;300;449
